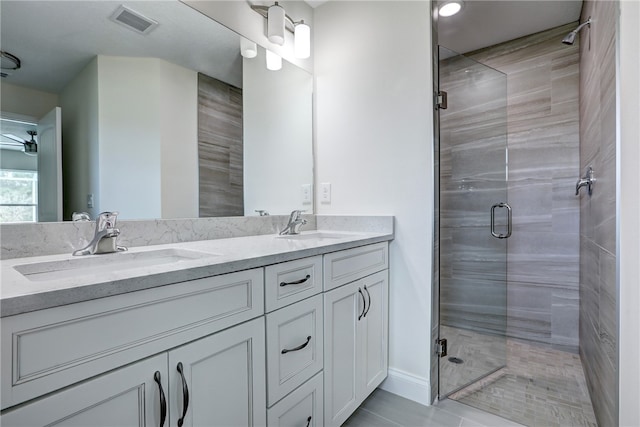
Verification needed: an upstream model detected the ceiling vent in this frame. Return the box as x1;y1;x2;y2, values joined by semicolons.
110;5;158;35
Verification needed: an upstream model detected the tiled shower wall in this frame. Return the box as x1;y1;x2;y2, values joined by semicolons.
466;24;581;351
578;1;618;426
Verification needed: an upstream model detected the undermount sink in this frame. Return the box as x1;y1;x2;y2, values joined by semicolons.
14;248;218;282
276;232;353;241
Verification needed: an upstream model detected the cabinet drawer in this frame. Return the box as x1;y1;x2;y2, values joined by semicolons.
267;372;324;427
265;256;322;312
1;268;264;410
266;295;323;406
323;242;388;291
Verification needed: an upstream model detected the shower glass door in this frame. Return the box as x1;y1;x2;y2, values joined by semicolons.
438;46;509;397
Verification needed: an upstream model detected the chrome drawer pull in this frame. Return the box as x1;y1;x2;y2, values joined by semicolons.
280;274;311;287
281;336;312;354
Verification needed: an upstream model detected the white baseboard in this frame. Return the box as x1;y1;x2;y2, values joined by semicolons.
379;367;432;406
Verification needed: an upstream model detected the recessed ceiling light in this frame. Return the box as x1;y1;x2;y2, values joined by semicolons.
439;0;463;17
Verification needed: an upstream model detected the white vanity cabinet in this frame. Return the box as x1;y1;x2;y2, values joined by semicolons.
0;238;391;427
1;318;266;427
323;266;389;427
0;268;264;411
0;353;168;427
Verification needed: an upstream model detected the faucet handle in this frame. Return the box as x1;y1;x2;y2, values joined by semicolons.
72;212;91;221
96;211;119;231
291;209;306;219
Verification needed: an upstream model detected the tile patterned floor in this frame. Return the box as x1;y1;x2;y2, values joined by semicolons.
348;327;598;426
344;389;523;427
440;325;507;395
444;327;598;427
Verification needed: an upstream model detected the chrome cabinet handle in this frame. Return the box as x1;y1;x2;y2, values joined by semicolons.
363;286;371;318
153;371;167;427
280;274;311;287
358;288;366;320
490;202;512;239
306;416;312;427
281;336;312;354
176;362;189;427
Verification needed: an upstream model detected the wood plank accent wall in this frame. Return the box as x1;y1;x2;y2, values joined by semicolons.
198;73;244;217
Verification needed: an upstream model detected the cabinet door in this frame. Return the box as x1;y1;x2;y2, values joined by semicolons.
323;281;363;427
168;317;266;427
359;270;389;398
0;354;168;427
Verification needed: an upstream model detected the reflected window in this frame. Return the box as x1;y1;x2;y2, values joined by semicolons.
0;169;38;223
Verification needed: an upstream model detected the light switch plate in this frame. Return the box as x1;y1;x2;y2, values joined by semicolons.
301;184;312;204
320;183;331;203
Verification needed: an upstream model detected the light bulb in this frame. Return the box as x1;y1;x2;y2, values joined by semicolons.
240;37;257;58
294;21;311;59
266;50;282;71
267;2;285;46
439;0;463;17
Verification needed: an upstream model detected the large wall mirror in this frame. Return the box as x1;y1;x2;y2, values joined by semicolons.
0;1;313;222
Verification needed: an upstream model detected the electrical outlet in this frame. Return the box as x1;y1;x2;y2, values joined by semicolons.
87;194;94;208
301;184;312;204
320;183;331;203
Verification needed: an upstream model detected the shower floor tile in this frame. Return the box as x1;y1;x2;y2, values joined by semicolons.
444;326;597;427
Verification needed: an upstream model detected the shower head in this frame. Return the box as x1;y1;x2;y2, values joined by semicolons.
562;17;591;45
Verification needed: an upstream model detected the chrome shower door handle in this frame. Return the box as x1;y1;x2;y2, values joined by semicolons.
491;202;512;239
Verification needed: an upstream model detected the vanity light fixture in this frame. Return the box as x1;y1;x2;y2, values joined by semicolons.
250;2;311;59
240;37;258;58
294;20;311;59
439;0;464;17
267;2;286;45
266;50;282;71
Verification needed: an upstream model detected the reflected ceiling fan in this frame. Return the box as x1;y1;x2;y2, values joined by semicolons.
0;130;38;155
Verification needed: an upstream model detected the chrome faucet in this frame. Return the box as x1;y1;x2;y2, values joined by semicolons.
279;210;307;235
575;166;596;196
73;211;127;255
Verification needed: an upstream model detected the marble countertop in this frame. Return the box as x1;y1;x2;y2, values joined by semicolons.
0;230;393;317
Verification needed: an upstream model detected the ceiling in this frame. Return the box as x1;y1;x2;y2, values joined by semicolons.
1;1;583;96
304;1;582;54
0;1;243;94
437;0;583;54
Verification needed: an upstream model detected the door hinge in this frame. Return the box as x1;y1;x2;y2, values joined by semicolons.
436;91;448;110
436;338;448;358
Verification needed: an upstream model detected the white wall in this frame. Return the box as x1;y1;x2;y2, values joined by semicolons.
0;82;58;119
243;47;313;215
618;1;640;425
98;56;162;219
60;58;100;219
314;1;434;404
97;56;198;220
159;61;198;219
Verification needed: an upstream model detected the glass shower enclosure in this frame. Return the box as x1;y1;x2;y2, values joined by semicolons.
437;46;510;397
